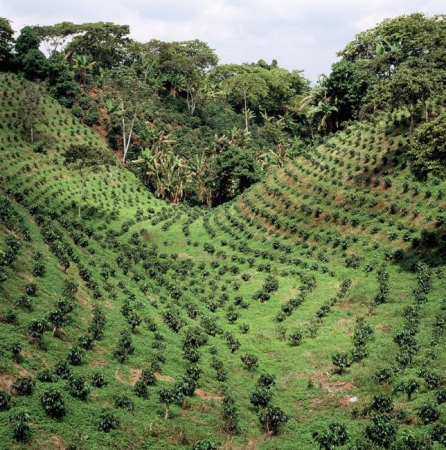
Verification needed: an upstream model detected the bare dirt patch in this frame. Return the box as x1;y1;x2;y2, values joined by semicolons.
155;372;175;383
91;359;107;366
0;373;14;392
14;363;32;377
77;286;91;308
195;388;223;401
114;367;142;385
50;434;65;449
129;368;142;385
335;299;355;311
320;381;356;394
114;367;127;384
376;323;392;334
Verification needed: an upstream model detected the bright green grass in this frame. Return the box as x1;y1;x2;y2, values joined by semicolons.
0;72;445;449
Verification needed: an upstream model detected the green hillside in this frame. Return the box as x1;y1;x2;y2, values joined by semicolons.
1;69;445;450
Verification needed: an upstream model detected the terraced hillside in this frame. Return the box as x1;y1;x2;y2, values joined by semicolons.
1;72;445;449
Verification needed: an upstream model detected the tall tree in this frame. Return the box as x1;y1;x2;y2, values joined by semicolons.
16;82;43;142
104;66;150;163
389;62;440;136
332;13;446;126
46;52;79;107
65;22;131;71
160;39;218;115
224;69;268;131
408;111;446;181
0;17;14;69
14;26;47;80
33;22;82;54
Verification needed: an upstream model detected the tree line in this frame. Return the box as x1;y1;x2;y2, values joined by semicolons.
0;13;445;205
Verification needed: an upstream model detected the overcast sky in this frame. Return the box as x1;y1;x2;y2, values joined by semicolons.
1;0;444;83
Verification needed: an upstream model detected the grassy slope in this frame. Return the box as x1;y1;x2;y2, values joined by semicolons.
0;72;445;449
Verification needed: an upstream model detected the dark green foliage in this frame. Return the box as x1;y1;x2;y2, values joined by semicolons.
258;405;288;435
159;388;180;420
374;267;390;304
134;380;149;398
67;346;85;366
0;17;14;68
24;283;38;296
40;389;65;418
27;318;48;345
47;308;69;333
78;334;94;350
393;379;420;401
215;146;261;204
32;260;46;277
63;143;114;169
257;374;276;389
97;411;120;432
431;423;446;445
14;27;47;80
89;306;106;340
162;309;184;333
12;377;35;396
183;326;208;349
392;433;433;450
37;369;58;383
185;364;202;382
115;396;134;411
113;329;134;363
332;352;351;374
420;370;442;390
250;387;272;410
409;111;446;181
364;414;397;448
68;376;90;400
140;367;156;385
174;375;197;398
436;388;446;405
370;393;393;413
54;360;73;380
183;347;200;363
91;371;107;388
15;293;32;310
222;394;241;435
0;390;11;411
417;404;440;424
10;411;32;443
240;354;258;372
225;332;240;353
288;330;303;346
312;422;349;449
192;440;218;450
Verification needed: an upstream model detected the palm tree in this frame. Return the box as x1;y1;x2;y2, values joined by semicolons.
309;100;339;133
168;73;186;98
190;153;212;205
71;54;96;84
299;74;329;110
132;130;176;198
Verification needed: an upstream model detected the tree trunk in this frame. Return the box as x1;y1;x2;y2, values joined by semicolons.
243;92;249;132
409;114;414;141
122;105;137;164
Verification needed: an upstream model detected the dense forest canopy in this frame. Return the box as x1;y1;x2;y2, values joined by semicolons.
0;12;445;206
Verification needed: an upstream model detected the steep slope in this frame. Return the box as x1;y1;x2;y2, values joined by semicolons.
1;73;445;449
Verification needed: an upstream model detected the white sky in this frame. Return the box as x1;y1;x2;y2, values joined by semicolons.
1;0;444;83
